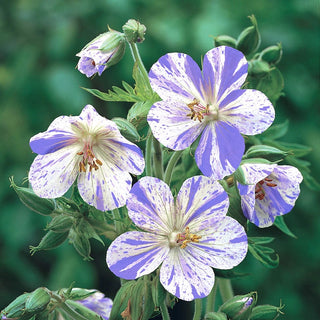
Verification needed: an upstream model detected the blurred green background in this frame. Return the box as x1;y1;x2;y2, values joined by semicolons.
1;0;319;319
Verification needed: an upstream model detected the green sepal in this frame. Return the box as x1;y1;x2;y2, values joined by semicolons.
248;236;279;268
248;60;272;78
61;288;97;301
1;292;30;318
204;312;228;320
64;300;104;320
25;287;51;314
112;117;141;142
46;215;74;233
244;145;288;162
10;177;56;216
30;230;69;254
214;35;237;48
122;19;147;43
236;15;261;56
259;43;282;65
68;228;92;261
249;303;284;320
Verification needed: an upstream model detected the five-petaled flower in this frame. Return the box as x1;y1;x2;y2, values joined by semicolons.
237;162;303;227
77;291;113;320
76;30;126;77
28;105;145;211
106;175;248;301
147;46;275;180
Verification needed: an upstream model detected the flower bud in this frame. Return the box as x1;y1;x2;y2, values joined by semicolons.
1;292;30;318
249;303;284;320
219;292;257;320
259;44;282;65
244;145;288;162
25;288;51;314
248;60;272;77
76;29;126;77
112;117;141;142
236;15;261;56
204;312;228;320
69;229;92;260
10;178;55;216
214;35;237;48
30;230;69;254
122;19;146;43
46;215;74;233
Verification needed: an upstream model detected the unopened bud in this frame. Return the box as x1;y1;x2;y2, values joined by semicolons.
204;311;228;320
248;60;272;77
236;15;261;56
112;117;141;142
249;303;284;320
260;44;282;65
25;287;51;314
122;19;146;43
10;177;55;216
244;145;288;162
69;229;92;260
1;292;30;318
76;29;126;77
214;35;237;48
46;215;74;233
30;230;69;254
219;292;257;320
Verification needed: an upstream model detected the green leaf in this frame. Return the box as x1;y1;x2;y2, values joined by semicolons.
132;61;154;99
248;241;279;268
248;237;275;245
213;269;250;279
264;140;312;158
273;216;297;238
127;100;154;130
259;120;289;140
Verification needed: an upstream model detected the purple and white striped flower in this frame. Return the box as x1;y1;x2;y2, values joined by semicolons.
237;163;303;227
76;30;125;77
147;46;275;180
106;175;248;301
28;105;145;211
77;291;113;320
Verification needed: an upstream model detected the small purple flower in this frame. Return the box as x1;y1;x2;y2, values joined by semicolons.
76;30;126;77
28;105;145;211
237;163;303;227
106;175;248;301
147;46;275;180
77;291;113;320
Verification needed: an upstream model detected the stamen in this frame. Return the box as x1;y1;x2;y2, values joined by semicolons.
177;226;202;249
77;147;103;172
186;98;209;122
255;177;277;200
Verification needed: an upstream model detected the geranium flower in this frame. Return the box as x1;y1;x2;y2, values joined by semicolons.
76;30;126;77
28;105;145;211
77;291;113;320
147;46;275;179
106;176;247;301
237;163;303;227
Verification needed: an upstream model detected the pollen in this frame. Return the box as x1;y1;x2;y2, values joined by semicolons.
255;177;277;200
186;98;209;122
177;226;202;249
77;147;103;173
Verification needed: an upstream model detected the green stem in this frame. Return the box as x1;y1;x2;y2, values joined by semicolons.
145;130;153;176
218;278;234;303
153;137;163;180
160;298;171;320
193;299;202;320
205;279;218;314
58;303;89;320
112;207;122;235
164;150;183;185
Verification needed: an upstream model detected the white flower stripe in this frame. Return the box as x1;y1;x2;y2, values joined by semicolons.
240;163;276;185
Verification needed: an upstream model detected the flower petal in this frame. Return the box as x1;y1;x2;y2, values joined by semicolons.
77;164;132;211
240;162;276;185
195;121;244;179
253;165;303;227
186;216;248;269
160;247;215;301
147;100;205;150
219;89;275;135
127;177;175;234
202;46;248;104
149;52;204;102
176;175;229;231
106;231;169;280
29;145;79;198
238;183;259;225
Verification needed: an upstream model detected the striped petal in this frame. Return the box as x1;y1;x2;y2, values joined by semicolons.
160;247;215;301
175;176;229;231
77;163;132;211
202;46;248;104
127;177;175;234
239;162;276;185
149;52;204;102
195;121;244;179
253;165;303;227
219;89;275;135
186;216;248;269
238;184;259;225
29;145;79;198
106;231;169;280
147;100;205;150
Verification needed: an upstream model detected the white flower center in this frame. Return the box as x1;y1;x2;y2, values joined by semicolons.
169;227;202;249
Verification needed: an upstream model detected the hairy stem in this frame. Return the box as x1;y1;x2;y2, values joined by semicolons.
193;299;202;320
218;278;234;303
